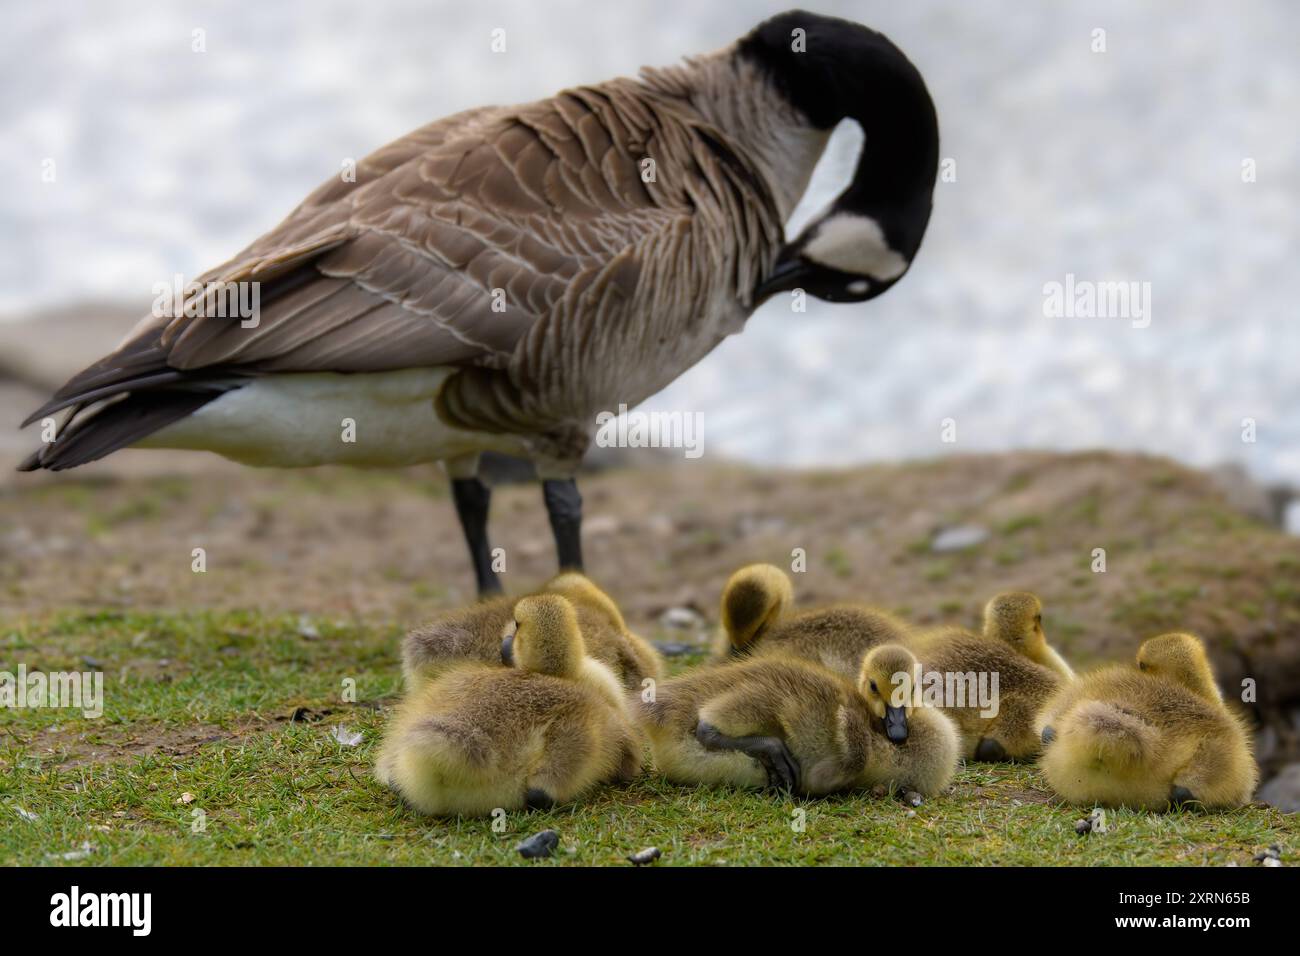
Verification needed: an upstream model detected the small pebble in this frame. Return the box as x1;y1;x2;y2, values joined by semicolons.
652;641;697;658
1075;808;1108;835
515;829;560;860
1263;857;1283;867
627;846;662;866
659;606;704;630
930;524;989;553
903;790;923;807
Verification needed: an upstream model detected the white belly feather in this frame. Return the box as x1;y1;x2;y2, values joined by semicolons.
138;368;529;468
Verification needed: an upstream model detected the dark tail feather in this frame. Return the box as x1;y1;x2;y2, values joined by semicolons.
18;389;223;472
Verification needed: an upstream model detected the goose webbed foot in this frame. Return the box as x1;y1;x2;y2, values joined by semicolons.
696;721;800;792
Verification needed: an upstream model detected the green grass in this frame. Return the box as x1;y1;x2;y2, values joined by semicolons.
2;610;1296;866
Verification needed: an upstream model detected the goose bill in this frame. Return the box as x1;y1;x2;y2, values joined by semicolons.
884;704;909;743
753;253;815;302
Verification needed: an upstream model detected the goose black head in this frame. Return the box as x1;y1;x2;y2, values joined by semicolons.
741;11;940;305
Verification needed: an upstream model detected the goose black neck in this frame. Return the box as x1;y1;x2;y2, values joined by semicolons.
737;11;939;254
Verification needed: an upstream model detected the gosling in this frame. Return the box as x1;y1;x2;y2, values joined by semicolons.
1036;632;1257;810
908;622;1063;762
714;562;911;677
983;591;1074;680
402;573;661;694
639;643;958;797
376;594;641;816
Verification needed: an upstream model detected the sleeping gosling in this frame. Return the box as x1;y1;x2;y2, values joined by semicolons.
376;594;641;816
544;571;664;688
402;573;660;694
714;562;911;677
1036;632;1257;810
908;623;1063;762
983;591;1074;680
638;643;958;797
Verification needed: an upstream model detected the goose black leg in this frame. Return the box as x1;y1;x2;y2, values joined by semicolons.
451;477;502;596
542;477;584;572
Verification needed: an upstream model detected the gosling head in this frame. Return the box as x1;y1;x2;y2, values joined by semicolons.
742;11;938;305
859;644;922;744
1136;632;1222;703
500;595;584;679
983;591;1046;654
547;571;627;631
720;563;795;655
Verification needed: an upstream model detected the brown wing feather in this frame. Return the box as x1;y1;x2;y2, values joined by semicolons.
26;89;689;433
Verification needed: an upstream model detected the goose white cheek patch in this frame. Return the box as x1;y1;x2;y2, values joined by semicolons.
801;213;909;281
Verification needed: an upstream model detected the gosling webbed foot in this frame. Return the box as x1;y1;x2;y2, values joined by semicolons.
696;721;800;792
974;737;1009;762
754;738;800;793
524;788;556;811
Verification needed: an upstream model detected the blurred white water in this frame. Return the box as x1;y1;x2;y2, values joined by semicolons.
2;1;1297;482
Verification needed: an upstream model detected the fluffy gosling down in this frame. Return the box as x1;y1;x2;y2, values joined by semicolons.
715;563;911;676
401;573;662;693
901;592;1072;762
908;622;1063;762
639;644;958;798
376;595;641;817
1036;632;1258;810
982;591;1075;680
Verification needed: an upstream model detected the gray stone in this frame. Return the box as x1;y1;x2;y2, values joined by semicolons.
1257;764;1300;812
930;524;989;552
659;606;704;630
515;829;560;859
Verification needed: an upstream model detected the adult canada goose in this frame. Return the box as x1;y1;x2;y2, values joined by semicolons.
18;11;939;595
1036;633;1257;810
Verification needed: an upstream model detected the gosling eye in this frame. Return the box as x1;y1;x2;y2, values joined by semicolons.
1138;662;1147;671
869;680;878;693
1034;614;1043;626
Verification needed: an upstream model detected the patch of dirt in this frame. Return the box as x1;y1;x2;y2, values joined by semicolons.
1;697;397;769
5;720;251;769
